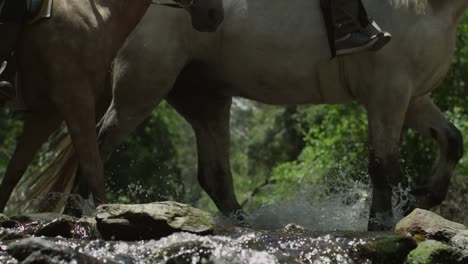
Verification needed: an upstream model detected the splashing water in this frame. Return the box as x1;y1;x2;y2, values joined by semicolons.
239;179;413;231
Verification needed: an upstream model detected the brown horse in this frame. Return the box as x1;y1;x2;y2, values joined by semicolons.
10;0;468;231
0;0;224;212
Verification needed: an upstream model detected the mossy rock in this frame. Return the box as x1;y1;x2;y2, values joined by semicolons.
95;202;214;240
354;235;417;264
406;240;468;264
395;209;466;242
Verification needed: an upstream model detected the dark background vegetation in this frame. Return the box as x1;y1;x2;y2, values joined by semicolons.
0;17;467;225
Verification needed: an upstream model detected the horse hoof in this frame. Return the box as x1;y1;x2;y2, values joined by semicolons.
368;221;393;231
229;209;251;228
368;211;394;231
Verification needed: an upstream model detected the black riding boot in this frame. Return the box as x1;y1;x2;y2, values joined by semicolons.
323;0;391;56
0;60;14;101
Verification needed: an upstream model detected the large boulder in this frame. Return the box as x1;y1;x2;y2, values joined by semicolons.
7;237;107;263
95;202;215;240
395;209;467;242
406;240;468;264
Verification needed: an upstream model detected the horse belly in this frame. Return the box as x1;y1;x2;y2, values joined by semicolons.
216;44;355;105
218;60;355;105
216;0;355;105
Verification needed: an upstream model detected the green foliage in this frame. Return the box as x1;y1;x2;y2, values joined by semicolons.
0;110;23;175
258;104;369;204
104;102;192;204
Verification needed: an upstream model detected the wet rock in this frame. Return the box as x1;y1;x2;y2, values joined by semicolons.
395;209;466;242
354;235;418;264
406;240;468;264
0;217;40;241
76;216;100;239
0;214;20;229
95;202;214;241
0;214;9;222
36;218;73;238
151;240;215;263
7;237;103;263
0;213;99;240
283;223;306;232
17;213;76;222
450;230;468;251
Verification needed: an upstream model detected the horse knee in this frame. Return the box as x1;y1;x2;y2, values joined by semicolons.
198;163;224;193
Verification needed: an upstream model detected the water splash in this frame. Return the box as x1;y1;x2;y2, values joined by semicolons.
236;176;414;231
247;181;370;231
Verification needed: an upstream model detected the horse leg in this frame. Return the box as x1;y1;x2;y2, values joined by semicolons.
404;96;463;212
0;113;61;212
98;97;165;160
366;81;411;231
97;70;178;158
56;90;107;205
167;88;244;220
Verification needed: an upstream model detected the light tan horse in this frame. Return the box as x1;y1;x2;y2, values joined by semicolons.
14;0;468;231
98;0;468;231
0;0;224;212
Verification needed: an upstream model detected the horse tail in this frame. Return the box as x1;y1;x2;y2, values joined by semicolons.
10;126;78;214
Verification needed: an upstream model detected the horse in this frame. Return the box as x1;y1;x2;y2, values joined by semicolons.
0;0;224;212
17;0;468;231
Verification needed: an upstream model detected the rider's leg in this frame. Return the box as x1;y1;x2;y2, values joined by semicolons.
0;0;26;102
323;0;391;56
0;23;21;102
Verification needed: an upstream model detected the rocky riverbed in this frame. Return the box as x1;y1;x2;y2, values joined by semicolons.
0;202;466;263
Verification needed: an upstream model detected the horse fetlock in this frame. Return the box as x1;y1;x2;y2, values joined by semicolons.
368;210;394;231
370;187;393;225
228;209;251;228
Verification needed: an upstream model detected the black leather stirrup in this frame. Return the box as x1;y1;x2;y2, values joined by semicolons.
320;0;391;57
320;0;363;57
